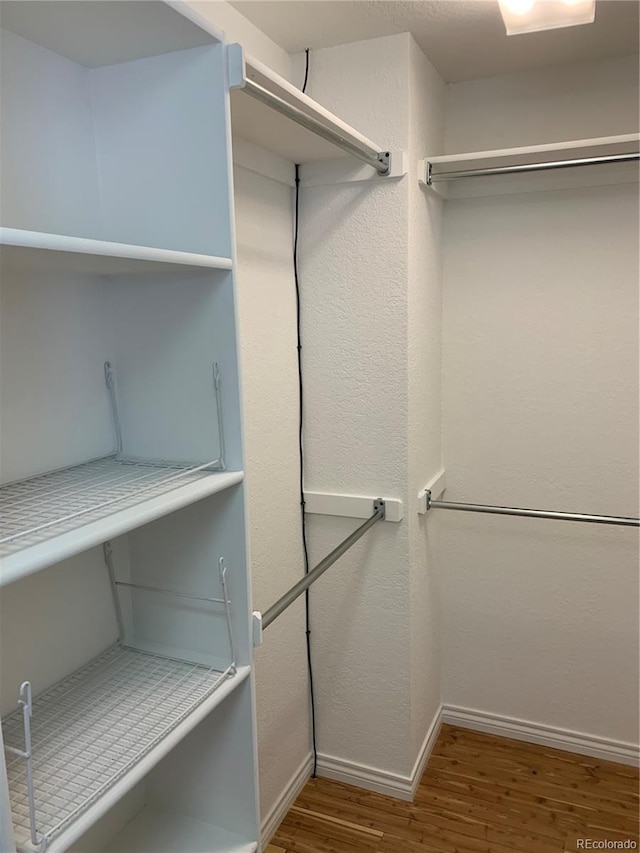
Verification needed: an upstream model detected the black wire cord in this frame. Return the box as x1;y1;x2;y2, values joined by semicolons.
294;48;317;777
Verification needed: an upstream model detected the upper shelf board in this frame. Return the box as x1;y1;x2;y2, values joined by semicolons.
228;44;389;168
421;134;640;199
0;229;233;276
0;0;221;67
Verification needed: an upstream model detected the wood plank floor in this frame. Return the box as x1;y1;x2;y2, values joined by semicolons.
267;724;639;853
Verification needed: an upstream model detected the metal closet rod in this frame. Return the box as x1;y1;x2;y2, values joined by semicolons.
427;494;640;528
242;77;390;175
262;499;386;630
428;151;640;183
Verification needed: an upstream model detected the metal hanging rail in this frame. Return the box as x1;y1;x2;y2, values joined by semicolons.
426;493;640;528
427;151;640;184
227;44;391;175
261;499;385;630
242;78;390;175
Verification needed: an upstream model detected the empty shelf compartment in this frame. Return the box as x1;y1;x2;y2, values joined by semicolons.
101;806;258;853
0;458;244;585
2;646;247;852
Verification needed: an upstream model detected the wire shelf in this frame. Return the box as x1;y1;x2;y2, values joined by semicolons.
0;455;221;558
2;645;233;849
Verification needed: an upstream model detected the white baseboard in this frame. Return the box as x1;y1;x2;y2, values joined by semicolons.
443;704;640;767
316;705;443;801
409;704;444;797
260;752;313;849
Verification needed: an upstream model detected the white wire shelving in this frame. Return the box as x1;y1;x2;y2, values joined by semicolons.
2;646;250;853
0;356;241;585
0;458;244;586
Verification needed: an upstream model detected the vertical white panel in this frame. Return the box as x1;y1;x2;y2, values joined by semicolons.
0;29;101;239
91;44;232;256
232;162;310;824
0;724;15;853
147;678;259;845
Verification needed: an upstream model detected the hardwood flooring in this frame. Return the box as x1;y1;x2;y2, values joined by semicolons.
267;724;639;853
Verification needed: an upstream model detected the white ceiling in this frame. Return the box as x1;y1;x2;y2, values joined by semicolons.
230;0;639;82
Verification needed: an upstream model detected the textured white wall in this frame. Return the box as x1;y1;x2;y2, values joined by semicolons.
445;54;639;152
440;57;640;746
300;33;412;778
232;162;312;821
185;0;291;79
297;33;445;780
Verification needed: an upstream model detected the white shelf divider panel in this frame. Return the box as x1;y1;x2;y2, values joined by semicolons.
0;229;232;276
100;806;258;853
2;646;250;853
421;134;640;198
0;461;244;587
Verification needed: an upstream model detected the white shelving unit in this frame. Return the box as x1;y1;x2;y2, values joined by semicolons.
421;134;640;198
0;3;259;852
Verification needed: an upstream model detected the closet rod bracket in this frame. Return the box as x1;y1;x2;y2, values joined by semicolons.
373;497;386;519
376;152;390;175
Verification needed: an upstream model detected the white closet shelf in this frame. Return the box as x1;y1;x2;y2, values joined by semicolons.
2;645;250;853
228;44;389;170
0;458;244;587
421;133;640;198
101;806;258;853
0;229;233;276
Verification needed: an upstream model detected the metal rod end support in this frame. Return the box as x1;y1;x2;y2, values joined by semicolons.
425;161;433;186
374;498;386;519
376;152;391;175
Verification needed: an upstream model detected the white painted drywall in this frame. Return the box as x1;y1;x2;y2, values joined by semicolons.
232;158;311;823
445;54;639;153
440;56;640;747
295;33;445;783
184;0;291;79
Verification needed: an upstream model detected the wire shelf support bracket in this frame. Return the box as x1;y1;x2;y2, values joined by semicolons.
104;546;238;672
2;683;46;852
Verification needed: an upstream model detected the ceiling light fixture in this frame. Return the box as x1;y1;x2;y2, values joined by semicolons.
498;0;596;35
